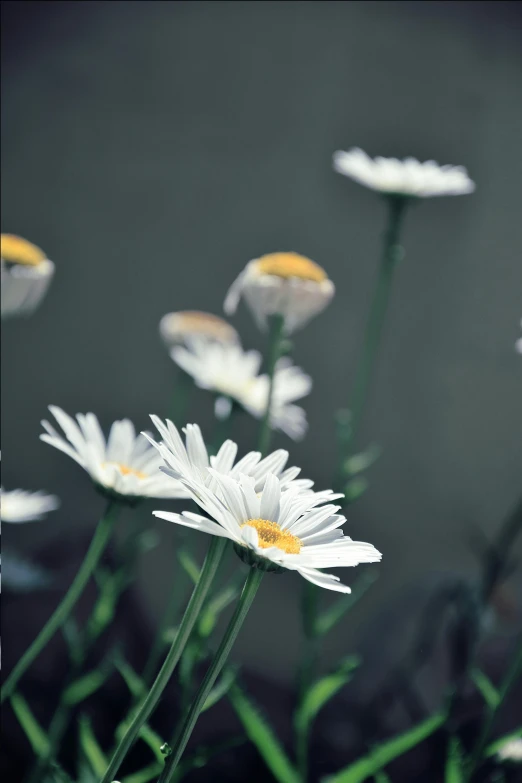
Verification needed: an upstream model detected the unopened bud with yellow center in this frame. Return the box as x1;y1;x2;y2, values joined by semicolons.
1;234;55;319
224;251;335;334
159;310;239;348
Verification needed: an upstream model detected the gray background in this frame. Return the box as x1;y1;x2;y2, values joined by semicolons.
2;0;521;684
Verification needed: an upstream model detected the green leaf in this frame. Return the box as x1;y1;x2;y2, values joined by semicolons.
343;476;369;504
373;773;391;783
63;667;110;705
114;658;165;760
315;572;378;636
325;711;447;783
115;657;147;699
177;548;201;584
485;726;522;757
122;763;163;783
445;736;464;783
198;583;240;638
228;685;300;783
202;667;237;713
295;657;359;736
10;693;50;756
344;444;382;478
79;715;107;777
87;570;124;640
471;668;500;709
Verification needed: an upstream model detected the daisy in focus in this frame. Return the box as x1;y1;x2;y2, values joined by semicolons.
40;406;190;502
154;471;381;593
170;339;311;440
146;416;342;504
333;148;475;198
1;234;56;318
224;252;335;334
159;310;239;349
1;488;59;523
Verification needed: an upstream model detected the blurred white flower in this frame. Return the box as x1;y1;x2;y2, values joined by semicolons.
159;310;239;349
0;488;59;523
154;471;381;592
515;319;522;355
170;339;311;440
146;417;342;505
1;234;56;318
333;148;475;197
497;737;522;762
224;252;335;334
40;406;189;501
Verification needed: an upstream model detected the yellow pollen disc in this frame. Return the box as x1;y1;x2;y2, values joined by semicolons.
174;311;238;341
1;234;47;266
256;253;327;283
104;462;147;479
241;518;302;554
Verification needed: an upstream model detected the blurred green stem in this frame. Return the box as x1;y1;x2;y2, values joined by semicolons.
465;635;522;781
158;568;264;781
169;370;192;426
142;565;184;687
100;536;227;783
337;196;408;489
2;499;119;704
258;314;285;456
296;581;320;781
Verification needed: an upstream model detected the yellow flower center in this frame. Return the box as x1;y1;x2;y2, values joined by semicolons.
256;253;327;283
104;462;147;479
241;518;302;554
170;311;237;341
1;234;47;266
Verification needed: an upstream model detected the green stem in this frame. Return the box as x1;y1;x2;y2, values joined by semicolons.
258;314;285;456
465;636;522;781
296;581;320;782
100;536;227;783
169;369;192;426
159;568;264;781
337;196;408;487
2;500;119;703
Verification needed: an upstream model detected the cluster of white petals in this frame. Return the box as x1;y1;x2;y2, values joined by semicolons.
333;148;475;197
0;488;60;523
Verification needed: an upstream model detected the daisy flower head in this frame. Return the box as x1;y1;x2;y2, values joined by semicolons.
497;738;522;763
224;252;335;334
333;148;475;198
40;406;190;503
1;234;56;318
154;471;381;592
1;488;59;523
159;310;239;350
171;338;311;440
146;416;342;506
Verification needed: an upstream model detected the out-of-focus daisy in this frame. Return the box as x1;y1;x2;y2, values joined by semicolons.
146;417;342;504
224;252;335;334
1;234;56;318
159;310;240;349
333;148;475;198
171;339;311;440
1;488;59;523
154;471;381;592
40;406;189;502
515;319;522;355
497;737;522;763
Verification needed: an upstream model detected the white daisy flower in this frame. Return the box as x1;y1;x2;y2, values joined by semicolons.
154;471;380;592
0;488;59;523
1;234;56;318
40;406;189;502
146;416;341;506
497;737;522;763
224;252;335;334
333;148;475;198
159;310;240;349
170;339;311;440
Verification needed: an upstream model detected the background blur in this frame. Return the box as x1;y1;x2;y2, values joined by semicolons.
2;1;522;778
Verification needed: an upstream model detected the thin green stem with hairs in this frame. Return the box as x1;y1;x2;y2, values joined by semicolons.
258;314;285;456
158;567;264;781
2;499;119;704
100;536;227;783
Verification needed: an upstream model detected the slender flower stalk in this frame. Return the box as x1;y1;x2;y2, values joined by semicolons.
158;567;264;781
2;499;119;703
258;314;286;455
337;195;408;487
100;536;227;783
